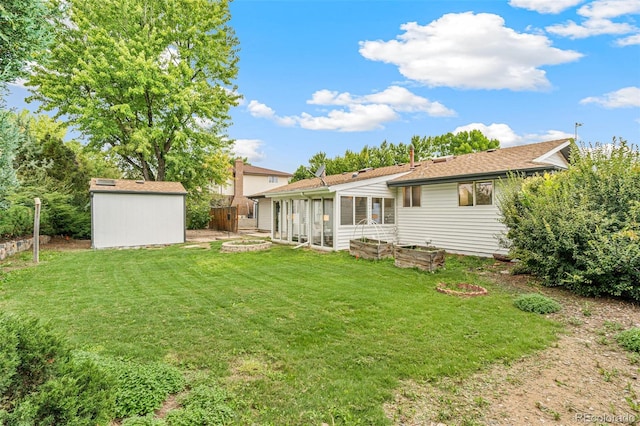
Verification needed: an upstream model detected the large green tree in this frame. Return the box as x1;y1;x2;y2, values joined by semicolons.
0;0;57;91
292;130;500;181
28;0;239;188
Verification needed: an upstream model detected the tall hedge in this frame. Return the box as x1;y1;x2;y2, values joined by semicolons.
499;140;640;300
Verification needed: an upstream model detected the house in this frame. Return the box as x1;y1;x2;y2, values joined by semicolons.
90;178;187;249
262;139;572;257
213;159;292;220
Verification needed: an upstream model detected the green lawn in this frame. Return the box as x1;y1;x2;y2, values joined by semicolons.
0;243;560;424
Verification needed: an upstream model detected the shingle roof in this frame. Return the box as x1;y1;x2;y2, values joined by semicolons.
262;163;417;195
259;139;572;196
239;164;292;177
389;139;572;185
89;178;187;194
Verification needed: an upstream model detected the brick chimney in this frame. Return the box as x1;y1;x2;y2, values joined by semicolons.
231;158;252;217
233;158;244;200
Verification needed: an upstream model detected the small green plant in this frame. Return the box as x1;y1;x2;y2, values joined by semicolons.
599;367;619;382
567;316;584;326
581;302;592;317
165;385;235;426
616;328;640;353
514;293;561;314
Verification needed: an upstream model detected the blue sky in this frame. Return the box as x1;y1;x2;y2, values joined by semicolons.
7;0;640;173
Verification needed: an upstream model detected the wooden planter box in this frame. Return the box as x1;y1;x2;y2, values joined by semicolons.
349;238;394;260
394;245;446;272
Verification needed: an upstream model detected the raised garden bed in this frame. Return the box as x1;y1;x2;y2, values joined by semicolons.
394;245;445;272
436;282;488;297
220;240;272;253
349;238;394;260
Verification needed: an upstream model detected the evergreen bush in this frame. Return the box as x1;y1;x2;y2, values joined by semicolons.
514;293;562;314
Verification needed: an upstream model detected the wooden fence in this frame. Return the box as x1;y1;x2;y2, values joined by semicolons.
209;207;238;233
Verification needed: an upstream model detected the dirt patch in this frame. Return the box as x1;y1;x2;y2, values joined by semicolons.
42;236;91;251
385;269;640;425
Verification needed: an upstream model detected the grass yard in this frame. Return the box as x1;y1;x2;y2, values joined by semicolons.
0;242;560;424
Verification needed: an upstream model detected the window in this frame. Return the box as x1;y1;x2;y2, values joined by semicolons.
268;176;279;183
355;197;367;224
458;181;493;206
402;186;421;207
342;196;395;225
372;198;395;224
340;196;353;225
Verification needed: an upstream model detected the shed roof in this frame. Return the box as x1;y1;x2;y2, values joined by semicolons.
89;178;187;195
388;139;572;186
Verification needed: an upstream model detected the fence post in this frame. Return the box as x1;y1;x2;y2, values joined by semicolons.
33;197;41;263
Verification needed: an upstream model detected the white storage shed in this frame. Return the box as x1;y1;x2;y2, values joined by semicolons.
90;178;187;249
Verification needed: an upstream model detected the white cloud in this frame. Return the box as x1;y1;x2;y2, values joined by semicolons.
359;12;583;91
247;100;296;126
308;86;455;117
8;78;28;89
248;85;455;132
579;0;640;19
453;123;573;147
509;0;585;14
546;0;640;39
616;33;640;45
546;18;636;38
297;104;398;132
233;139;266;162
580;86;640;108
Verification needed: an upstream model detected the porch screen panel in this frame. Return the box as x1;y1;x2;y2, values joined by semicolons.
372;198;382;224
384;198;395;224
323;198;333;247
355;197;367;224
340;196;353;225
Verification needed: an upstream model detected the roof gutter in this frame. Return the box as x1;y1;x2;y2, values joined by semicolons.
387;166;564;187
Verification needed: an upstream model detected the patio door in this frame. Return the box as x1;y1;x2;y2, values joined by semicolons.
311;198;334;248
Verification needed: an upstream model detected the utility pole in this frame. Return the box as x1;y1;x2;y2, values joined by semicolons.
574;122;583;143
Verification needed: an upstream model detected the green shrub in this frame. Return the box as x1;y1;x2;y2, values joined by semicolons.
186;193;212;230
616;328;640;353
79;353;184;419
514;293;562;314
499;140;640;301
122;414;166;426
0;313;114;425
165;385;235;426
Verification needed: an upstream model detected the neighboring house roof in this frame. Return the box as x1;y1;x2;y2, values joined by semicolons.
261;163;417;196
89;178;187;195
388;139;572;186
237;164;292;177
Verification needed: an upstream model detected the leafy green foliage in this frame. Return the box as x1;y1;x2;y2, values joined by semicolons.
186;193;212;230
0;110;21;208
292;130;499;181
28;0;239;191
122;415;167;426
616;328;640;353
165;385;235;425
78;353;184;419
499;140;640;300
0;0;57;89
514;293;562;314
0;313;114;425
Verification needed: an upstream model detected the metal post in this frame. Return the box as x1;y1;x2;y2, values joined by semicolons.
33;198;41;263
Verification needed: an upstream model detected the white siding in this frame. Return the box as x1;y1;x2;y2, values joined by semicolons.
244;175;288;196
256;198;272;232
335;181;398;250
92;193;185;249
396;183;508;257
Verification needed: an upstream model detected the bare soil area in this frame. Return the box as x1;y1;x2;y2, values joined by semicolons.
385;270;640;426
